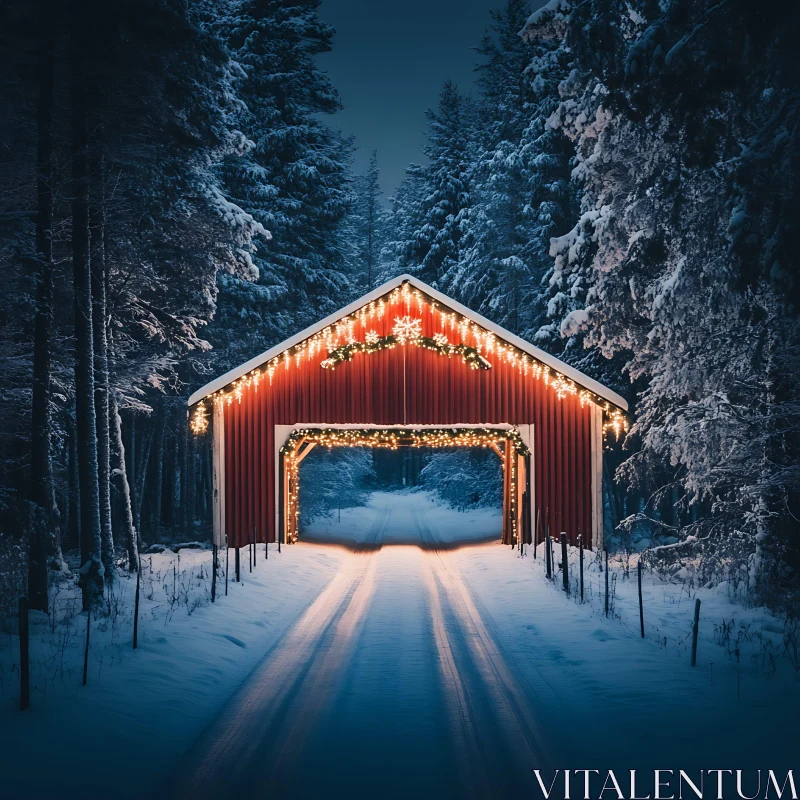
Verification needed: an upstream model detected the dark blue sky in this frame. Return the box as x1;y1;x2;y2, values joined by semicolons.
317;0;542;198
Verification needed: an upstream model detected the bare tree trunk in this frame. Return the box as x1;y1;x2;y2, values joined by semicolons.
66;409;80;551
91;152;114;580
110;393;139;570
186;426;195;534
133;419;154;542
180;421;188;532
71;3;103;608
28;0;57;612
149;403;165;541
170;419;181;528
603;458;621;532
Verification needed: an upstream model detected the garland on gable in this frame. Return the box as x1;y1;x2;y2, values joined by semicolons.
320;334;492;371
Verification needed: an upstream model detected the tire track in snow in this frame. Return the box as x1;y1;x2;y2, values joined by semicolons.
419;552;497;797
265;549;380;786
413;507;553;794
169;551;378;799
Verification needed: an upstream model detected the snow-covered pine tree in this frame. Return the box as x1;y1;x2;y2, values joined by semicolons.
350;150;387;293
523;0;800;600
379;164;428;284
204;0;355;375
411;81;473;289
455;0;574;340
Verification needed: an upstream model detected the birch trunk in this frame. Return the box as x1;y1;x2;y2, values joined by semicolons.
71;3;103;608
28;0;56;612
110;393;139;570
91;152;115;580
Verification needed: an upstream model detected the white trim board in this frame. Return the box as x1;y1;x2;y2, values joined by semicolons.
188;274;628;411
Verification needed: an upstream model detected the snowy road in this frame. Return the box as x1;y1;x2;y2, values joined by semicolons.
170;502;549;799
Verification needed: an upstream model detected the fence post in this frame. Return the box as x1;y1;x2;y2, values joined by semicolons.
545;526;552;579
133;560;140;650
533;509;539;560
560;533;569;595
604;548;609;617
638;559;644;638
550;536;555;581
691;598;701;667
579;535;584;603
82;606;91;687
19;597;29;711
211;543;217;603
235;546;240;583
224;535;229;596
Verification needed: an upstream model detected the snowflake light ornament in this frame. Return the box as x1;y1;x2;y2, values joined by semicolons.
365;330;380;345
433;332;450;348
393;316;422;344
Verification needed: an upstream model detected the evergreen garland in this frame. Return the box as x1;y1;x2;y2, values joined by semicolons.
320;335;492;370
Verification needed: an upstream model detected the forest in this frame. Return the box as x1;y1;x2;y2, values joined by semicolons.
0;0;798;618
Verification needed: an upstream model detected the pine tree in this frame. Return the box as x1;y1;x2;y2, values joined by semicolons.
379;165;427;283
523;0;800;595
412;81;472;288
351;150;386;292
203;0;354;374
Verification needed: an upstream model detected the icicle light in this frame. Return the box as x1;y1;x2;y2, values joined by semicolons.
188;281;628;438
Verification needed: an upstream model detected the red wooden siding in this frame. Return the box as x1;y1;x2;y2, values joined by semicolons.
221;294;594;549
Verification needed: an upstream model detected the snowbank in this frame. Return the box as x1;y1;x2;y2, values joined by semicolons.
0;544;345;798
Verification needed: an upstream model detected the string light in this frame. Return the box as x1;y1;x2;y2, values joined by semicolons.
188;281;628;437
602;406;629;440
279;427;530;456
190;402;209;434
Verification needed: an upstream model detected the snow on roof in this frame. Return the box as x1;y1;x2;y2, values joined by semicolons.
188;274;628;411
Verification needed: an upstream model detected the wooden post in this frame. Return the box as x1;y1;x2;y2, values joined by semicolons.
211;544;217;603
235;547;240;583
249;540;252;573
533;509;539;560
549;536;555;581
524;453;532;547
545;526;552;579
82;606;91;687
560;532;569;595
604;548;609;617
638;559;644;638
19;597;29;711
224;534;229;596
502;439;511;546
579;534;584;603
691;598;701;666
133;560;140;649
278;453;284;553
212;401;226;554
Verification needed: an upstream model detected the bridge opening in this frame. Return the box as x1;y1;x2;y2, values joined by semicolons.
296;444;504;549
278;426;532;550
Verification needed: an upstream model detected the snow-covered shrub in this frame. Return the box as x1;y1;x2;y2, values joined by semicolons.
419;449;502;511
298;448;377;526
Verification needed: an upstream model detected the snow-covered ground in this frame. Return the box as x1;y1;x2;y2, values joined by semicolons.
0;491;797;798
0;543;347;798
302;488;502;548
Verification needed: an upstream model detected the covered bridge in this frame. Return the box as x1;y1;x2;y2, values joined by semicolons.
187;275;628;551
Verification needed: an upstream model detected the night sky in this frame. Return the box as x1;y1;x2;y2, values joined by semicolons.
318;0;544;198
